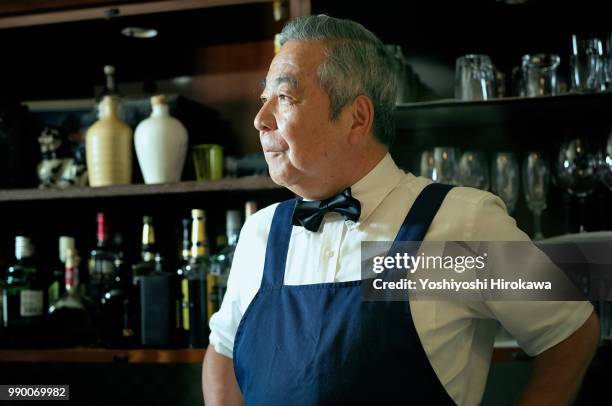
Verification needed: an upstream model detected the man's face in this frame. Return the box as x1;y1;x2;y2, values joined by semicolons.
254;40;351;197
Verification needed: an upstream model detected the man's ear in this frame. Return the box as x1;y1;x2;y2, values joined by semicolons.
347;95;374;145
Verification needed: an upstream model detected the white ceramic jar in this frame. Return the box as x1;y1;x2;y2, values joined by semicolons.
134;95;188;184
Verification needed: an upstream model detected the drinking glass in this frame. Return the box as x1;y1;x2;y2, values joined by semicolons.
556;138;598;232
521;54;560;97
458;151;490;190
522;152;549;240
433;147;459;184
420;150;435;180
598;131;612;190
570;34;605;92
455;54;496;101
491;152;520;214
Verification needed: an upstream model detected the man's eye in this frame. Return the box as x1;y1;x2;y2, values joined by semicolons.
279;94;292;102
260;96;267;105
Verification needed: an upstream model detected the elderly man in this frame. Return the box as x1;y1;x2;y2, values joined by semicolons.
202;15;599;406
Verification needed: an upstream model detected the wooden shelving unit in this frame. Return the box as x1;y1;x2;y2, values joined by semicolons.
0;348;206;364
0;176;283;203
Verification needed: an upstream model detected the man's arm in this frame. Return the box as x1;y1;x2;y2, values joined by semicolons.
518;310;600;406
202;346;244;406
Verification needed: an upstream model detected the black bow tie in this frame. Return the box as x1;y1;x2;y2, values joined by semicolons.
291;188;361;232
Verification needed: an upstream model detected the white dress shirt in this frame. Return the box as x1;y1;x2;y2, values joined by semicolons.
209;153;594;406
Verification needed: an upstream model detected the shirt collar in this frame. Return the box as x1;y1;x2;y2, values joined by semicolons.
350;153;404;224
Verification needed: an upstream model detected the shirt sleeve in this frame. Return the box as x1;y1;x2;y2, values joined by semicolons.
208;204;276;358
467;193;595;357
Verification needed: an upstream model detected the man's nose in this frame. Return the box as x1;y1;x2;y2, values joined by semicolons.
254;100;277;132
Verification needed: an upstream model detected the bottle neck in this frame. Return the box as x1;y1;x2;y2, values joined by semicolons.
191;216;207;258
65;265;79;293
151;104;169;117
141;222;156;262
227;229;240;247
99;101;119;118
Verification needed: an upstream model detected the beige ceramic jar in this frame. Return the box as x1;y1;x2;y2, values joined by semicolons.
86;95;133;187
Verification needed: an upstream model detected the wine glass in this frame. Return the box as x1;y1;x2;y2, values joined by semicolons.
522;152;549;240
491;152;520;214
433;147;459;184
458;151;490;190
556;138;598;233
420;150;435;180
599;131;612;189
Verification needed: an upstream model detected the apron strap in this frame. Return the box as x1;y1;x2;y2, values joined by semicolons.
261;199;298;287
394;183;454;242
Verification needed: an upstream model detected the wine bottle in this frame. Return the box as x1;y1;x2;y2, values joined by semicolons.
88;213;115;305
210;210;242;316
100;256;135;348
175;218;190;346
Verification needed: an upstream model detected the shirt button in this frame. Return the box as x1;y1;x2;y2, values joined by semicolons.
326;250;335;258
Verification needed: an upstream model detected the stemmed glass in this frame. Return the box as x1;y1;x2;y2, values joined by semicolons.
420;150;435;180
556;138;598;233
491;152;520;214
458;151;490;190
522;152;549;240
433;147;459;184
598;131;612;190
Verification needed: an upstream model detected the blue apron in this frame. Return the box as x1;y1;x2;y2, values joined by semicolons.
234;183;456;405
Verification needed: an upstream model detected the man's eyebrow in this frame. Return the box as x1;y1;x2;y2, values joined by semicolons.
260;76;299;91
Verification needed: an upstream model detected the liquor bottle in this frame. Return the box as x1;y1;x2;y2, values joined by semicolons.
182;209;210;348
140;254;176;347
132;215;157;285
48;248;96;347
48;236;75;307
209;210;243;317
3;236;44;348
175;218;190;346
100;256;135;348
88;213;115;304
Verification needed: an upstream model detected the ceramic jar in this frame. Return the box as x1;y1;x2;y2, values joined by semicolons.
86;95;133;187
134;95;188;184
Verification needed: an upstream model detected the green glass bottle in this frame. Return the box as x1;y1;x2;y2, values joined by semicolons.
3;236;44;348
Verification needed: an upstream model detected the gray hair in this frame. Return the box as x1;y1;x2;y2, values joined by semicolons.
279;15;398;146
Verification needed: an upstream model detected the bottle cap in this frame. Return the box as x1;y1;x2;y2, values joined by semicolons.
226;210;242;233
150;94;167;105
103;65;115;76
59;236;75;263
245;201;258;219
15;236;33;260
191;209;205;218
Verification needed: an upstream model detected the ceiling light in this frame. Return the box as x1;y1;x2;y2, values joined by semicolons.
121;27;158;39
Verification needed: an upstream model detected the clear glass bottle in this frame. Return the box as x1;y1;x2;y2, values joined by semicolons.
48;248;96;347
210;210;243;313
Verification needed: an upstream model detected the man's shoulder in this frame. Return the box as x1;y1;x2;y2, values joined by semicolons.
398;175;504;210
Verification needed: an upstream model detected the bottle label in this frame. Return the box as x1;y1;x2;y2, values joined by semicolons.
181;279;190;331
20;290;43;317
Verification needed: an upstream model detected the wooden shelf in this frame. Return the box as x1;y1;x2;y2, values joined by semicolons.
0;347;524;364
0;176;284;203
394;91;612;131
0;348;205;364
